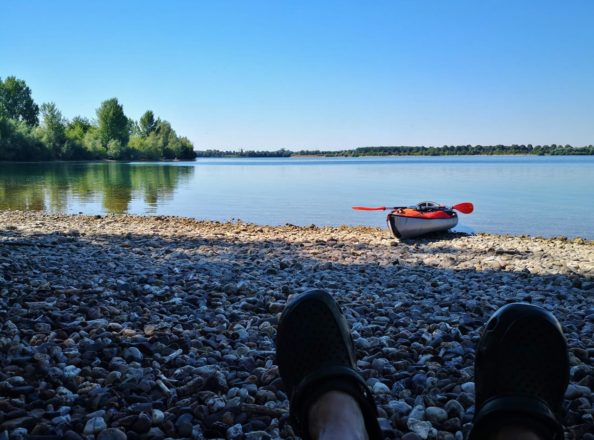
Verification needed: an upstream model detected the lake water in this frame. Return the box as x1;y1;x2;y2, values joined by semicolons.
1;156;593;238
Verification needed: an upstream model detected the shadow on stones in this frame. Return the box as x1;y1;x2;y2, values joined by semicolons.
0;227;592;438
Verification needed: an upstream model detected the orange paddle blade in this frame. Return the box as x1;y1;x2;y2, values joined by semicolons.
452;202;474;214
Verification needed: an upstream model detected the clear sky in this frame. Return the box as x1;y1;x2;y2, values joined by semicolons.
2;1;593;150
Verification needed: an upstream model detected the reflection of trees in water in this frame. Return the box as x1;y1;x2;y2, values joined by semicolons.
0;163;194;213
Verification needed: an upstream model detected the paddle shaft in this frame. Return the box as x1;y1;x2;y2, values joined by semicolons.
352;202;473;214
352;205;413;211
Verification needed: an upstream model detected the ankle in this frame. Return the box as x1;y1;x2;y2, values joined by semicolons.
308;391;369;440
492;424;545;440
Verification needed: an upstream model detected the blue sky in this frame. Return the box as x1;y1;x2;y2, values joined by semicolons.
2;1;593;149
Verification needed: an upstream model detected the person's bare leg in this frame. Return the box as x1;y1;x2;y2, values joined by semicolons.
492;425;543;440
308;391;369;440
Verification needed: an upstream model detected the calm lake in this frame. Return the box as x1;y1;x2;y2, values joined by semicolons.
1;156;593;239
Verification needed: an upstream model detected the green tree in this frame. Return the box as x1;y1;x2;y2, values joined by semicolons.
175;137;196;159
0;76;40;125
39;102;66;158
127;118;196;160
65;116;93;142
96;98;129;147
139;110;157;136
82;129;106;159
106;139;127;160
61;116;94;160
128;134;161;160
128;118;140;137
0;117;49;160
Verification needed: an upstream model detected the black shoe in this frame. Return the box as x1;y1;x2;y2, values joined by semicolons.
469;303;569;440
275;289;382;440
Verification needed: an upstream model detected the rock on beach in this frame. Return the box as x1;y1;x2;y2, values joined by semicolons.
0;211;593;438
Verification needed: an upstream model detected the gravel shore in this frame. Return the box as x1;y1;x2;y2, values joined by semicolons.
1;211;593;440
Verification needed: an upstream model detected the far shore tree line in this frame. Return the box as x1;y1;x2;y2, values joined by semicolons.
2;76;592;162
0;76;196;161
196;144;594;158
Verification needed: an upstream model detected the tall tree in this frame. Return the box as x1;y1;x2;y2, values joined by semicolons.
40;102;66;158
96;98;129;147
0;76;40;125
139;110;157;136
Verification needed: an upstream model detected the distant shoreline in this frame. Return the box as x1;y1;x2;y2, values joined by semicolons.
3;146;594;162
5;154;593;164
195;145;594;158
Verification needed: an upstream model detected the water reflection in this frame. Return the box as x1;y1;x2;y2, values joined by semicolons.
0;162;194;214
1;157;593;238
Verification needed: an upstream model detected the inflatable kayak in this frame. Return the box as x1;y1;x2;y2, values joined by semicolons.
387;203;458;239
353;201;473;239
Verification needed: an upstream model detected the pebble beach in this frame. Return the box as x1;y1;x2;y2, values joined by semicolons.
0;211;593;440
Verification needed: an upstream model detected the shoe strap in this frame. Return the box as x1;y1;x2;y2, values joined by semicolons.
469;395;564;440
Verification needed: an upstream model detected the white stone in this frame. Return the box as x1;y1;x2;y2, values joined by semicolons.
83;416;107;435
372;381;390;394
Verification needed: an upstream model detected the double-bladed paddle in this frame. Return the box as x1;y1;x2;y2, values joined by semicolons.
352;202;474;214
